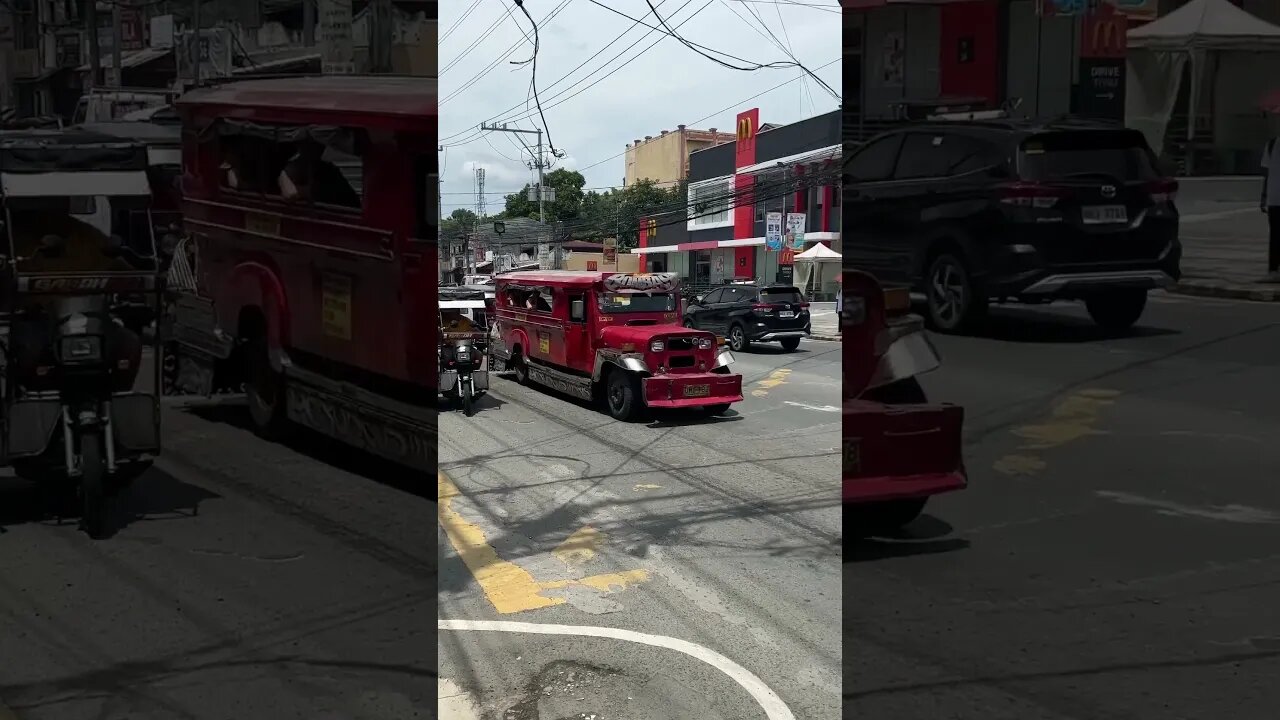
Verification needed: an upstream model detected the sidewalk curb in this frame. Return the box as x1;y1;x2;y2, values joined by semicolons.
808;333;842;342
1169;280;1280;302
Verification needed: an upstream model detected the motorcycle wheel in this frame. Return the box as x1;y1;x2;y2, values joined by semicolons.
79;431;108;539
462;379;474;417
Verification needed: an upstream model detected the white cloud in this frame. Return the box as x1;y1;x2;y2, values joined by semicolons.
439;0;842;217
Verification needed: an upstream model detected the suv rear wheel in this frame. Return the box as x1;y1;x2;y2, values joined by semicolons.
1085;289;1147;332
925;253;986;333
728;323;750;352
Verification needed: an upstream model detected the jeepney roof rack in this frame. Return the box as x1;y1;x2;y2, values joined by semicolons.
0;129;149;174
189;72;438;89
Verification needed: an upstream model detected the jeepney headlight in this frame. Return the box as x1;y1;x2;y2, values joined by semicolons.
695;336;712;350
59;335;102;362
650;340;664;352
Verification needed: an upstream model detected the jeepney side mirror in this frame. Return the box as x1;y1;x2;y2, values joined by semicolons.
570;299;585;322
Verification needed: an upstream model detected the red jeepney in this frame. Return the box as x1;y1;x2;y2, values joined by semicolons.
169;76;436;471
843;270;967;534
492;271;744;421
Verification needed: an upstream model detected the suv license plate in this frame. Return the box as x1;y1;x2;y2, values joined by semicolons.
683;384;710;398
1082;205;1128;224
780;310;794;318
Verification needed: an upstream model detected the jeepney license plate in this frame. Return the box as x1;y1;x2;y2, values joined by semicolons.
780;310;794;318
1082;205;1127;224
843;438;861;472
683;384;710;398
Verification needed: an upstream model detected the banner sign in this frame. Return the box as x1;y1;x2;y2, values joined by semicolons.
765;212;784;251
785;212;806;250
319;0;355;73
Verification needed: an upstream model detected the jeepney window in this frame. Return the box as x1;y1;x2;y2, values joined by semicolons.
501;286;553;313
599;291;676;313
217;124;364;212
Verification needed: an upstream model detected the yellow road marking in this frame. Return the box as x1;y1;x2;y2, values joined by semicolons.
438;473;650;614
751;368;791;397
552;526;601;565
994;389;1119;477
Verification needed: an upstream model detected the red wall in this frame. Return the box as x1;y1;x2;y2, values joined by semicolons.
938;0;1000;104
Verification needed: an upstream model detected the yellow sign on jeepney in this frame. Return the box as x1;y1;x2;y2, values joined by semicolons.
321;272;353;340
245;212;281;236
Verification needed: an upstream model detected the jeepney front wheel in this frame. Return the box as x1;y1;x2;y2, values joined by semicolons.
604;369;641;422
849;498;928;537
245;336;289;440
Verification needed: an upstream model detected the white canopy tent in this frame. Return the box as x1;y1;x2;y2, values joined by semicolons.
1126;0;1280;172
793;243;841;301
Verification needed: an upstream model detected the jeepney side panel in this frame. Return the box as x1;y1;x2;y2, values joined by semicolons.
183;108;409;383
505;284;563;368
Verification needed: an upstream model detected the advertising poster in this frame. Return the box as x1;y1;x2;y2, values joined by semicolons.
785;212;806;250
765;212;784;251
881;31;904;86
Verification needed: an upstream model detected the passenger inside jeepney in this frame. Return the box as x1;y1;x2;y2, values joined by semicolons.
279;140;359;209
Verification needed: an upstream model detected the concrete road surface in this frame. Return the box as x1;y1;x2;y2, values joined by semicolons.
848;292;1280;720
0;401;433;719
439;339;841;719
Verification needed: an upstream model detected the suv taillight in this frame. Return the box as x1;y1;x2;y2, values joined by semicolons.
752;304;776;313
999;182;1068;208
1148;178;1178;206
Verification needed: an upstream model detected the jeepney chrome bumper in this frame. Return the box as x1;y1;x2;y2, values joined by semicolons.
865;318;941;391
642;371;743;409
713;348;735;369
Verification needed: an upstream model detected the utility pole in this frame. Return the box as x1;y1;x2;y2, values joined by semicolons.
190;0;201;86
86;0;102;88
479;123;551;223
111;1;123;88
304;0;315;47
370;0;393;73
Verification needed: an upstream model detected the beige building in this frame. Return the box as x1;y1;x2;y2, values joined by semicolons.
624;125;735;187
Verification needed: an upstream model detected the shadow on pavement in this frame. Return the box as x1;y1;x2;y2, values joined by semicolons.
846;515;970;562
437;391;507;416
182;404;430;503
967;308;1181;344
0;465;221;539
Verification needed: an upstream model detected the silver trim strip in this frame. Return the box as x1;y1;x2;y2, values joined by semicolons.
758;331;806;340
1021;270;1173;294
866;331;942;390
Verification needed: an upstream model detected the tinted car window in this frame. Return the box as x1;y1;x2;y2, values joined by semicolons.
896;133;993;180
945;136;1005;176
701;288;724;303
1018;131;1160;182
761;287;804;304
722;287;747;303
847;134;904;182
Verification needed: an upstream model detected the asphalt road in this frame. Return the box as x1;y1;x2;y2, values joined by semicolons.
438;338;842;719
0;399;433;719
848;291;1280;720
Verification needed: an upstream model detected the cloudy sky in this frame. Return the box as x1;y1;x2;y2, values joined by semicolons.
438;0;842;217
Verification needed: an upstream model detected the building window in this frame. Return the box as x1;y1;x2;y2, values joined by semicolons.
687;176;733;229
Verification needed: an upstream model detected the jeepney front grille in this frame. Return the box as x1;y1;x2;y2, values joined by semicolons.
667;337;695;351
669;355;696;368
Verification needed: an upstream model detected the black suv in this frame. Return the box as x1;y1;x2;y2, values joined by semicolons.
683;284;810;351
844;119;1181;332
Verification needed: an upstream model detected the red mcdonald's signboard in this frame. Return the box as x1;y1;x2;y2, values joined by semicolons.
1081;2;1127;59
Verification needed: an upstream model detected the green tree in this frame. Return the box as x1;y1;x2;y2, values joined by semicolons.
500;168;587;222
575;179;687;250
440;207;478;240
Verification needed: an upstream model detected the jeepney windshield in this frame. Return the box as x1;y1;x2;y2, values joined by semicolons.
598;291;677;313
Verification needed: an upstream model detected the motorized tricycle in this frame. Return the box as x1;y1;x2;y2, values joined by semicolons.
0;129;164;538
438;291;490;417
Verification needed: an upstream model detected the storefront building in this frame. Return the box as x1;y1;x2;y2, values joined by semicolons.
632;107;841;289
